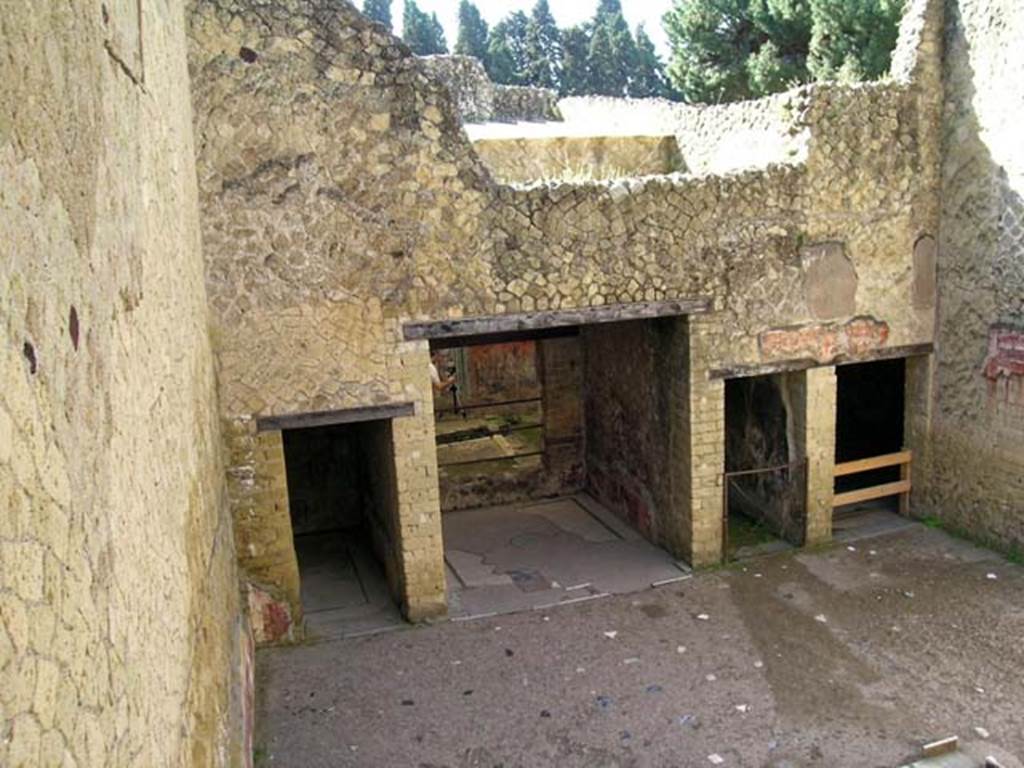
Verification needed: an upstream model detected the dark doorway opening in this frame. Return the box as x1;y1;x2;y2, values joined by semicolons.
282;419;402;636
723;374;803;559
834;359;906;512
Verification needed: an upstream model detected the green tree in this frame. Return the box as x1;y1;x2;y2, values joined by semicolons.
630;25;672;99
560;24;592;96
747;0;813;93
595;0;624;19
663;0;763;103
524;0;562;90
362;0;393;31
484;11;530;84
663;0;904;103
455;0;489;61
587;4;636;97
808;0;904;82
403;0;447;55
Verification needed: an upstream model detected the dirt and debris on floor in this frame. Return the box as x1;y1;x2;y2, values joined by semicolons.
254;525;1024;768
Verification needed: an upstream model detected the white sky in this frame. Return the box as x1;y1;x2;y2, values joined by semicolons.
390;0;675;59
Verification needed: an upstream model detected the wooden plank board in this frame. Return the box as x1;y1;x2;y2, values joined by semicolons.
833;479;912;508
835;450;912;477
256;402;415;432
402;298;711;341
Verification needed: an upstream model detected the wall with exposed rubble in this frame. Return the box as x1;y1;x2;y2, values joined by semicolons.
420;55;560;123
1;1;246;765
558;91;808;176
918;0;1024;550
470;133;685;184
188;0;943;622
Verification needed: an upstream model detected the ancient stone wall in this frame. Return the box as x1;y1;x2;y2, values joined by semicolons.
919;0;1024;549
188;0;943;614
470;133;684;184
1;1;245;765
420;54;560;123
558;91;808;176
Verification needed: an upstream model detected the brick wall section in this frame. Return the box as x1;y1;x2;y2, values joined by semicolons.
226;423;302;642
795;367;838;545
686;317;726;567
583;316;724;567
388;338;448;620
391;408;448;621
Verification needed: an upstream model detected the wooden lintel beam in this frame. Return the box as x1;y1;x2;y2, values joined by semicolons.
403;298;711;342
708;342;935;380
256;402;415;432
429;326;579;350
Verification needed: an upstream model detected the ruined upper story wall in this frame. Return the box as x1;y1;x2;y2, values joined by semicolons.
920;0;1024;549
558;91;808;176
421;55;560;123
470;133;685;183
1;1;245;765
190;0;941;423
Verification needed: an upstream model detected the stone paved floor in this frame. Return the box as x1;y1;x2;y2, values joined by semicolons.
255;525;1024;768
444;495;690;619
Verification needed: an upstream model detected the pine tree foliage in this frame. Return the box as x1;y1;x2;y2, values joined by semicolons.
363;0;393;31
403;0;448;56
484;11;530;85
588;3;637;97
664;0;905;103
632;25;673;99
560;24;592;96
524;0;562;90
455;0;489;60
808;0;904;82
448;0;675;100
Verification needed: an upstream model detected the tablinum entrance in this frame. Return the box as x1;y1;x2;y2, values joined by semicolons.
411;302;714;613
431;338;549;512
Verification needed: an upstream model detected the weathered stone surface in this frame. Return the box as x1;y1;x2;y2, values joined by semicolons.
803;242;859;319
420;55;560;124
470;133;685;184
918;0;1024;550
912;234;938;309
759;318;891;363
0;1;246;765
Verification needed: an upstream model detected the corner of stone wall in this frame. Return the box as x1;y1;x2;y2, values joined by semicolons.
890;0;945;87
225;418;304;644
